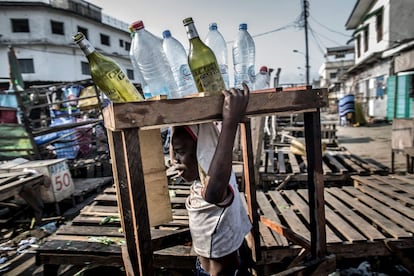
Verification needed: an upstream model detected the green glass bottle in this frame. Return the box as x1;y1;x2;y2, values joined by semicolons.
183;17;226;95
73;32;143;102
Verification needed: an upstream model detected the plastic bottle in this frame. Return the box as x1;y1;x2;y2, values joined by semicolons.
232;23;255;89
162;30;197;98
130;20;178;99
128;25;151;98
183;17;226;95
72;32;143;102
204;23;229;89
254;66;270;90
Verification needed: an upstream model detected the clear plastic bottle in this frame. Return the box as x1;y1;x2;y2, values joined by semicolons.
130;20;178;99
162;30;197;98
73;32;143;102
128;25;151;98
232;23;255;89
204;23;229;89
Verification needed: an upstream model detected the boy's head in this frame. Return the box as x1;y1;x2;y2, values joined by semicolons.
171;126;199;182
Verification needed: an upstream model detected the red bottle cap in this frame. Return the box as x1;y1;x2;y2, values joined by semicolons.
130;20;144;30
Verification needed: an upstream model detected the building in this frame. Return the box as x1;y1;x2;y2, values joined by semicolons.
344;0;414;120
319;46;355;114
0;0;137;90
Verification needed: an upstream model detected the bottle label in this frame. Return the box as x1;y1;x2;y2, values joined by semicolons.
103;68;141;102
192;63;225;94
177;64;194;86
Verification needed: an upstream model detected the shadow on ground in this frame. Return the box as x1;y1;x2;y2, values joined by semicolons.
337;137;373;143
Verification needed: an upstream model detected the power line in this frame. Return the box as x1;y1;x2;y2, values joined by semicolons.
309;15;351;38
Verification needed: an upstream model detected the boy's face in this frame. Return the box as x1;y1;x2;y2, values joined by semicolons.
171;129;199;182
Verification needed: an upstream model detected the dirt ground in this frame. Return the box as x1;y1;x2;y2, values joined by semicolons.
335;122;407;173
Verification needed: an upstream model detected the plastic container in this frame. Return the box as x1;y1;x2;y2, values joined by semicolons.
162;30;197;98
130;20;178;99
232;23;255;89
254;66;270;90
129;25;150;98
204;23;229;89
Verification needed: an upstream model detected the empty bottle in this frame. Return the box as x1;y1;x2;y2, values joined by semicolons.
162;30;197;98
232;23;255;89
204;23;229;89
130;20;178;99
128;25;151;98
183;17;226;95
73;32;143;102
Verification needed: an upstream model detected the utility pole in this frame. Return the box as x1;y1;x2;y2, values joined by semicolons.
303;0;310;85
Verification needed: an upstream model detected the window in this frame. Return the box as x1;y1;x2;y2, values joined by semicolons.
51;20;64;35
125;42;131;51
77;26;88;39
363;27;369;52
127;69;134;80
18;59;34;73
11;19;30;32
81;61;90;75
329;72;337;79
376;12;383;42
100;34;110;46
119;39;124;47
356;34;361;58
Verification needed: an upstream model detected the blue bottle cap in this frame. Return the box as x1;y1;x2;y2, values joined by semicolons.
209;23;218;31
239;23;247;30
162;30;171;38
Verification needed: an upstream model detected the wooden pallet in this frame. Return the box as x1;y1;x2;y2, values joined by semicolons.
36;184;195;275
261;148;389;189
254;178;414;272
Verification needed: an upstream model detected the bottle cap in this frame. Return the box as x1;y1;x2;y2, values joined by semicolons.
183;17;194;26
131;20;144;30
209;23;217;31
239;23;247;30
72;32;85;43
162;30;171;38
260;66;268;73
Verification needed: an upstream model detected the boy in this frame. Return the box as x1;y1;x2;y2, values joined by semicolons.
171;83;252;275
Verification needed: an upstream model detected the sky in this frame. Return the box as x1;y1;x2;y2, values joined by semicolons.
88;0;357;85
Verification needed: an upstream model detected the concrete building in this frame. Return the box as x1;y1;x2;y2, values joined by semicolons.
0;0;136;90
319;46;355;114
344;0;414;120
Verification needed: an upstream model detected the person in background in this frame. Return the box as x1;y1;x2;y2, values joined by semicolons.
171;83;252;276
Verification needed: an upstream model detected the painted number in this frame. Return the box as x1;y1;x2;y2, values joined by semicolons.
54;172;71;191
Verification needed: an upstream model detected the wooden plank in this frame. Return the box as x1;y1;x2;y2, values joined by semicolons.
327;187;411;239
277;151;287;174
288;152;301;174
343;186;414;232
334;153;368;175
267;190;310;241
283;190;343;243
354;183;414;220
373;175;414;194
256;191;288;246
103;88;327;130
322;189;385;240
352;176;414;207
139;128;173;226
324;152;348;174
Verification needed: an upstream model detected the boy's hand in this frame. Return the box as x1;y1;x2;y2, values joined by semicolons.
221;82;249;124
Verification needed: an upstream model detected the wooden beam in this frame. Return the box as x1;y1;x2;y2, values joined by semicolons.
304;110;327;258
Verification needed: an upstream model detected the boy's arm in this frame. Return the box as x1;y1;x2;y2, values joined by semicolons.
202;83;249;204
